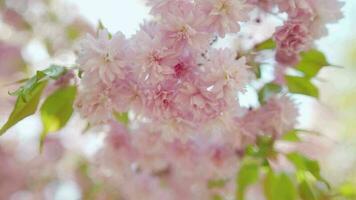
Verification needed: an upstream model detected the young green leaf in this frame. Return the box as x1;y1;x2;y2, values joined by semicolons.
212;194;224;200
41;64;67;79
258;83;282;104
296;49;329;79
236;161;260;200
114;112;130;126
208;178;229;189
9;65;67;101
254;39;276;51
246;136;275;158
339;183;356;199
287;153;330;189
285;76;319;98
299;180;318;200
281;130;301;142
264;171;297;200
0;81;48;135
40;85;77;149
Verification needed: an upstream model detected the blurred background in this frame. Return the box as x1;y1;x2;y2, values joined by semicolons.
0;0;355;199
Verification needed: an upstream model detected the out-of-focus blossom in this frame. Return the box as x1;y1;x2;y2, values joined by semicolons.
237;96;298;139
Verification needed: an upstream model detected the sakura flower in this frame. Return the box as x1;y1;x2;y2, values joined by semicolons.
175;81;226;123
146;0;193;16
306;0;345;39
161;6;211;52
143;82;179;120
237;96;298;138
0;147;27;200
0;42;25;77
274;0;309;14
75;82;119;124
203;49;252;98
131;30;175;84
77;29;128;85
246;0;275;11
274;18;312;65
172;52;197;80
197;0;251;37
275;133;332;160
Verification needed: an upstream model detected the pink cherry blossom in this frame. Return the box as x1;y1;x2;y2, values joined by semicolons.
146;0;193;16
161;5;212;52
77;29;128;85
175;81;226;123
307;0;345;39
131;30;175;84
237;96;298;139
202;49;252;98
274;17;312;65
197;0;251;37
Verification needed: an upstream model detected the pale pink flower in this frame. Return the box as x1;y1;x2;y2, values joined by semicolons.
75;82;119;124
172;53;196;80
246;0;275;11
161;6;212;52
131;30;175;84
143;82;179;120
175;81;226;123
275;133;332;160
237;96;298;138
0;42;25;76
77;29;128;85
0;147;27;200
197;0;251;37
146;0;192;16
275;0;310;14
203;49;252;98
306;0;345;39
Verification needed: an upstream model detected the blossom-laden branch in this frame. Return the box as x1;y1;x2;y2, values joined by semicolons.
0;0;345;199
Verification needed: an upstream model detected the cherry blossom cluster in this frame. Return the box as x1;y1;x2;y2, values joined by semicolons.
73;0;344;199
249;0;344;66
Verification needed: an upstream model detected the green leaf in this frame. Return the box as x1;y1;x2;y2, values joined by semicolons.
41;65;67;79
264;171;297;200
286;76;319;98
339;183;356;198
246;136;275;158
255;39;276;51
66;25;81;41
236;161;260;200
0;81;48;135
114;112;129;126
212;194;224;200
9;65;67;101
258;83;282;104
299;180;318;200
296;49;329;79
208;178;229;189
40;86;77;150
287;153;330;189
281;130;301;142
0;65;68;136
97;20;112;39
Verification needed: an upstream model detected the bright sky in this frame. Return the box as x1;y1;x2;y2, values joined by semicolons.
64;0;150;36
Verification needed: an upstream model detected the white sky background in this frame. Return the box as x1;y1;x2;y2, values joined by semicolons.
64;0;150;36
